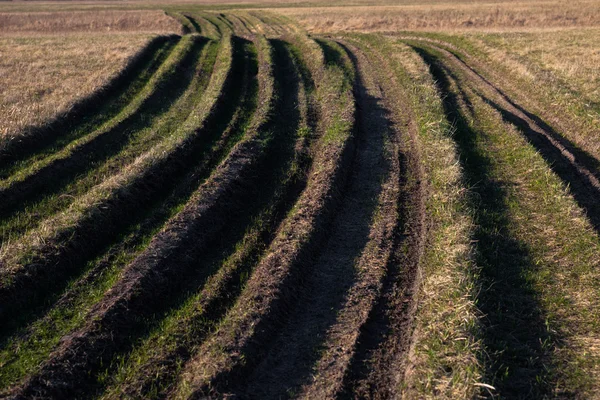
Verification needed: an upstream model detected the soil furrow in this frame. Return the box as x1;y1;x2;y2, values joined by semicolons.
201;14;225;39
100;37;315;400
194;14;221;40
0;35;232;332
0;35;179;171
5;34;274;400
337;39;426;399
242;39;401;399
228;14;253;37
0;36;255;392
0;36;217;330
166;12;194;34
183;14;202;33
174;38;356;399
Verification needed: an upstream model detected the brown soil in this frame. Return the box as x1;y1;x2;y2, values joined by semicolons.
243;39;400;398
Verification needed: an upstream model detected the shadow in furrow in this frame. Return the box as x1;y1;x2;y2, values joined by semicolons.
9;36;303;399
444;47;600;234
183;15;202;33
0;38;206;222
0;37;235;341
233;40;388;399
454;54;600;179
338;43;425;399
108;35;304;396
482;95;600;235
108;38;314;399
413;46;557;398
181;38;317;397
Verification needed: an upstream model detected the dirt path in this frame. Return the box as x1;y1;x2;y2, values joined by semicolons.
338;40;427;399
239;40;400;399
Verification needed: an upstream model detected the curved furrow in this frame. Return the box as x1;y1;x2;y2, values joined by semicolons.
199;13;228;39
0;36;202;231
165;12;194;34
0;35;253;392
194;14;221;40
405;38;600;234
4;33;273;400
239;38;399;398
239;12;276;37
235;13;260;35
0;35;178;176
336;39;426;399
173;38;356;399
252;11;288;36
216;13;235;32
183;14;202;34
251;11;290;35
0;35;229;332
99;36;316;400
227;13;253;38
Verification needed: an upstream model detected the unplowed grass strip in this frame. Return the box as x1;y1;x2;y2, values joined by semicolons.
174;37;356;398
183;14;202;33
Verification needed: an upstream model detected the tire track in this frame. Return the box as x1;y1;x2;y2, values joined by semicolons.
338;39;426;399
174;38;356;399
243;39;402;399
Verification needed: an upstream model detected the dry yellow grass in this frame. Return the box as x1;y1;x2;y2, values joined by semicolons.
277;0;600;32
467;28;600;104
0;33;156;137
0;10;182;34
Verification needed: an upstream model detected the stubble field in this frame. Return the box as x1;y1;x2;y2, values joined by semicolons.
1;2;599;399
